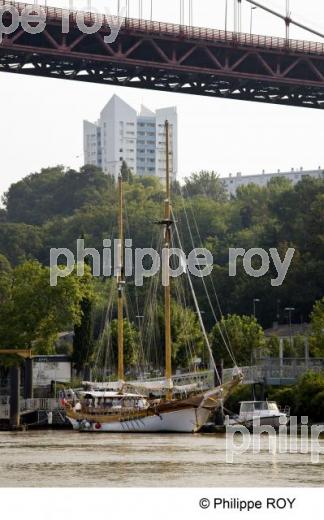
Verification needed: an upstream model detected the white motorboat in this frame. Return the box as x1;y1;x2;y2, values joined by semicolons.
230;400;290;429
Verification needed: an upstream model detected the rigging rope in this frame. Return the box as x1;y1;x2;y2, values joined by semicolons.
177;191;237;367
171;209;221;384
182;184;235;359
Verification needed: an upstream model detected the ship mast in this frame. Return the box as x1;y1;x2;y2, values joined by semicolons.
164;120;172;400
117;174;125;383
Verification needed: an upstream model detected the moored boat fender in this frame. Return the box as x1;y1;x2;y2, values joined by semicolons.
95;423;102;430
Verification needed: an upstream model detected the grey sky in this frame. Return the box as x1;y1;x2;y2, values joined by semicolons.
1;0;324;199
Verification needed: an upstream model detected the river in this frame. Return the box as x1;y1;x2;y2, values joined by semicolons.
0;430;323;487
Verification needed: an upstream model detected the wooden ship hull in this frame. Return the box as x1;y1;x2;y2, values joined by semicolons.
67;404;211;433
65;377;241;433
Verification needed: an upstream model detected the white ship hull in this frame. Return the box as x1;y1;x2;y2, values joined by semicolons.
68;406;211;433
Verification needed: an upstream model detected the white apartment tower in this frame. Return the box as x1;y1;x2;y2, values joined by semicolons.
83;95;178;183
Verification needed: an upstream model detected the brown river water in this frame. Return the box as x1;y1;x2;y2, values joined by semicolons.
0;430;323;487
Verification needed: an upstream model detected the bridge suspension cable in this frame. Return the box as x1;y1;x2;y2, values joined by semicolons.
189;0;193;26
245;0;324;40
180;0;184;25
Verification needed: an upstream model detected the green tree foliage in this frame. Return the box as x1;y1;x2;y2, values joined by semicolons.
293;371;324;422
224;384;255;415
268;386;296;414
309;297;324;356
210;314;266;367
0;254;12;305
0;223;43;265
0;168;323;331
2;165;115;225
0;209;6;222
0;260;94;354
108;319;140;370
73;298;94;373
157;302;206;369
120;160;134;184
183;170;227;201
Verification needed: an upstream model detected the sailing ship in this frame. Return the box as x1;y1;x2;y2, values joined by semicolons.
65;121;242;433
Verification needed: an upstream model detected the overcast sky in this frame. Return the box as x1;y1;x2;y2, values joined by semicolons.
1;0;324;199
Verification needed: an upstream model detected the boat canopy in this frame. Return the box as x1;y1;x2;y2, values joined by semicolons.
79;391;145;399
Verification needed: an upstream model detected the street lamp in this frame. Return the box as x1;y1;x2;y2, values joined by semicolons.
276;298;281;322
136;315;145;335
285;307;295;347
250;6;257;35
253;298;260;318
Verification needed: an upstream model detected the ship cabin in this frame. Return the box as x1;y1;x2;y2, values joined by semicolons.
77;391;149;412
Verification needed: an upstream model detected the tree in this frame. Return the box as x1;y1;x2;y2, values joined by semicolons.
120;160;134;184
0;223;43;265
108;319;140;372
183;171;227;201
158;302;206;369
3;165;114;225
73;298;94;373
1;165;324;333
0;254;12;305
294;371;324;422
309;297;324;356
210;314;266;367
0;261;94;354
0;209;6;223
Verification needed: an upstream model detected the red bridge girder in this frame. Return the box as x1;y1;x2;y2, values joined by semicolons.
1;2;324;108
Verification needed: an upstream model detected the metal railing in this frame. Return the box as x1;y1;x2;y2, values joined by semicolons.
0;404;9;419
224;358;324;385
20;398;63;412
1;1;324;57
0;397;64;419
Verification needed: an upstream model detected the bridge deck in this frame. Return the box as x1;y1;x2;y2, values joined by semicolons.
1;2;324;107
2;2;324;56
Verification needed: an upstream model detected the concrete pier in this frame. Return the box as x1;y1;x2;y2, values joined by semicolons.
24;358;33;399
9;366;20;429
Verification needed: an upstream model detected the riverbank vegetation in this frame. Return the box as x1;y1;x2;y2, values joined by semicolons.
225;371;324;423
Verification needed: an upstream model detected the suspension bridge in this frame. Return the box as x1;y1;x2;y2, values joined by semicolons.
1;1;324;108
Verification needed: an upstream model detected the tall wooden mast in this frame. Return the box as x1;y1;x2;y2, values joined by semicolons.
117;174;125;382
164;120;172;400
